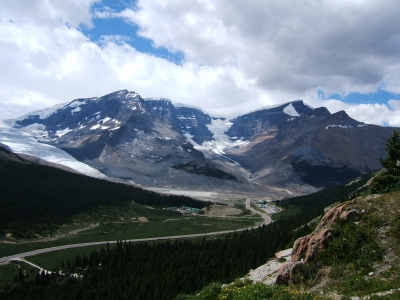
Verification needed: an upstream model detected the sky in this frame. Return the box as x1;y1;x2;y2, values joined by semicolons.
1;0;400;126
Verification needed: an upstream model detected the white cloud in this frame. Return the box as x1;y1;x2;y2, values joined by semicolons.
0;0;98;28
388;99;400;110
127;0;400;95
0;0;400;128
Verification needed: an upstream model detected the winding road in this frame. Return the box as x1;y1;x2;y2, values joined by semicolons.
246;199;272;225
0;201;272;264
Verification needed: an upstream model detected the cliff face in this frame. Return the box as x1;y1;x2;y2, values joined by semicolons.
276;200;360;285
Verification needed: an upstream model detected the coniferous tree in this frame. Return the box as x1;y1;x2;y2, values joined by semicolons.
372;130;400;193
380;130;400;175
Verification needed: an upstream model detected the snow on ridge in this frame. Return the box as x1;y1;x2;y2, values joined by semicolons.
231;100;314;119
173;102;225;119
66;100;87;108
126;91;138;99
6;103;66;125
326;124;353;129
173;102;204;111
283;103;300;117
143;97;171;102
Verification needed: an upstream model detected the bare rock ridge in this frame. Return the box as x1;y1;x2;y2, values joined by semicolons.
275;200;360;285
3;89;398;193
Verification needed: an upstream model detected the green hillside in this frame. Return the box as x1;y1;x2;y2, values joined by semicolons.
0;146;207;237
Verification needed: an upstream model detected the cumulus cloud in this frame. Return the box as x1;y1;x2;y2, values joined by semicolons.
0;0;400;127
127;0;400;95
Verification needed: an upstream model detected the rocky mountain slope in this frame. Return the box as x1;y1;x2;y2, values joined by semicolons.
224;101;396;188
3;90;398;194
3;91;256;193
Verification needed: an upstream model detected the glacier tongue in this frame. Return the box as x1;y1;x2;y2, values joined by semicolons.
0;126;106;178
185;118;247;166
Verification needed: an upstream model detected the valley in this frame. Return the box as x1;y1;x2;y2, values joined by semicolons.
0;91;399;299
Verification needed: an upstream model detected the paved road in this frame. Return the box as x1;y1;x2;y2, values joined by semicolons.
0;229;251;263
0;201;272;264
246;199;272;226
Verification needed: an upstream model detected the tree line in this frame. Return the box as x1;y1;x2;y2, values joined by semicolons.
0;160;206;237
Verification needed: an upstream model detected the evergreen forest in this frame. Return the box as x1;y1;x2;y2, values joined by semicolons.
0;154;206;237
0;174;371;300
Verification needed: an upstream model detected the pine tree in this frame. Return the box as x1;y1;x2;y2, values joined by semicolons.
380;130;400;175
371;130;400;193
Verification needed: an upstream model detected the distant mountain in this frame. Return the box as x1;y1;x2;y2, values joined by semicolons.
3;90;398;195
4;90;255;195
224;101;395;187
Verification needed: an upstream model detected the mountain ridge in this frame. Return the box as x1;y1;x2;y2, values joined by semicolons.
2;90;398;195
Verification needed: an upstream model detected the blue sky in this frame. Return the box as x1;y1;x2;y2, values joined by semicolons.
82;1;185;65
0;0;400;126
319;90;400;106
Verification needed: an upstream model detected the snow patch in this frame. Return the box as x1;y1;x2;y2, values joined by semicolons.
126;91;138;99
90;124;109;130
90;124;101;130
56;128;73;137
283;103;300;117
100;117;111;124
71;107;81;114
326;124;353;129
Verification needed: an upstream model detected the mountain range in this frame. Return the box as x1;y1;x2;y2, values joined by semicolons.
2;90;397;197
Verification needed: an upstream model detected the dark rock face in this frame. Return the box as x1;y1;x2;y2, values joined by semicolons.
144;99;214;144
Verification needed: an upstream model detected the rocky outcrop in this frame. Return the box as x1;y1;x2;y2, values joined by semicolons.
275;261;305;285
245;248;293;285
291;228;334;262
276;200;359;285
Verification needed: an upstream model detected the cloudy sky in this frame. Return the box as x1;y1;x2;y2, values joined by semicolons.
1;0;400;126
